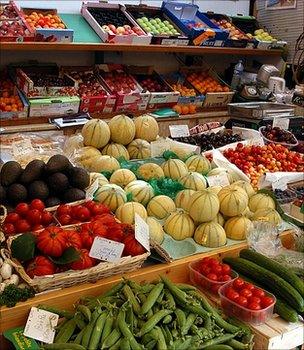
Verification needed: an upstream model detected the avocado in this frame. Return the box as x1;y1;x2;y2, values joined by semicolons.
28;180;49;200
7;183;27;204
45;155;71;174
0;185;6;204
1;161;23;186
63;188;85;203
19;159;45;184
47;172;69;193
45;197;61;208
68;167;90;190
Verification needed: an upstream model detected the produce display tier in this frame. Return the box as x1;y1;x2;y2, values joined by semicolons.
0;230;293;332
0;41;283;55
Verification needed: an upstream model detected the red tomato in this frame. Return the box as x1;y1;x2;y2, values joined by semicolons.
27;209;42;225
71;205;83;219
123;234;146;257
32;224;44;232
3;223;15;235
248;296;261;305
64;230;82;249
57;204;72;217
253;288;266;298
58;214;72;226
206;273;218;281
26;256;55;278
30;199;45;212
15;219;31;233
240;289;253;298
212;265;223;275
15;203;30;217
90;203;110;216
261;296;274;308
199;264;211;276
235;296;248;307
84;200;95;211
226;288;239;301
94;213;117;227
36;227;66;257
41;211;53;226
75;207;91;222
244;282;255;291
201;257;212;264
108;223;125;242
233;278;245;290
220;274;232;282
5;212;20;224
70;249;96;270
208;258;220;266
221;264;231;275
247;302;261;310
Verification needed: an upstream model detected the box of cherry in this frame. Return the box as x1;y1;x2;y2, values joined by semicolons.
0;1;20;20
97;64;149;113
62;67;116;114
81;2;151;45
0;18;34;42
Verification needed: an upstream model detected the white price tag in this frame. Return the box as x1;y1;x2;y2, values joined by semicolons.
89;237;124;262
23;307;59;344
135;214;150;252
85;179;99;200
272;117;290;130
207;174;230;187
150;138;170;157
169;125;190;138
12;139;35;157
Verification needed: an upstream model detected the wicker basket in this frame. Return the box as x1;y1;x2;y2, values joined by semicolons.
5;235;150;292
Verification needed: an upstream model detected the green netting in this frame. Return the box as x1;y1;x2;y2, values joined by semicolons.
162;150;180;160
101;171;113;179
149;178;184;199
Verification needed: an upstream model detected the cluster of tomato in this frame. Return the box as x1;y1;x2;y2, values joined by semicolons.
3;199;54;236
224;277;275;311
187;72;230;94
224;143;304;187
24;12;66;29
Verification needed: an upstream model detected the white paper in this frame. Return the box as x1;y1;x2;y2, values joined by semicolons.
135;214;150;252
86;179;99;200
259;172;304;189
169;125;190;138
272;117;290;130
170;139;201;155
89;237;124;262
23;307;59;344
272;180;288;191
150;138;171;157
12;139;35;157
207;173;230;187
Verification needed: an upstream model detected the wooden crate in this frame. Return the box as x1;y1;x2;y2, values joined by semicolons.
1;230;302;350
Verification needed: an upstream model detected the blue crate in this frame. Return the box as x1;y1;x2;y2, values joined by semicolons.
162;1;228;47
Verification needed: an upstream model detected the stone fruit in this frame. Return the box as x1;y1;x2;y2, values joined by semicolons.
187;71;230;94
24;11;65;29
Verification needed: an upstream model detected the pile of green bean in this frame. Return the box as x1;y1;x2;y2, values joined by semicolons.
39;276;253;350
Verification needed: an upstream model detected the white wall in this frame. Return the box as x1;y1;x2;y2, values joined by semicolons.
15;0;250;16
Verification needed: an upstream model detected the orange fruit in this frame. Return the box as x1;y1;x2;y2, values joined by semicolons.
189;105;196;113
223;86;230;92
181;105;189;115
173;105;182;114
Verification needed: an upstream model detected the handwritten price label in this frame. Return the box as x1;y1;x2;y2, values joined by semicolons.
135;214;150;252
169;125;190;138
89;237;124;262
207;174;230;187
12;139;35;158
23;307;58;344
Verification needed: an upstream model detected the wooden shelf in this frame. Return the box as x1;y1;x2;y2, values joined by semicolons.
0;42;283;56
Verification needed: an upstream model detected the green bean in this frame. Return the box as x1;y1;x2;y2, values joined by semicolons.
122;285;141;315
54;318;73;342
147;309;153;319
126;280;142;291
37;304;74;319
204;346;233;350
175;309;186;330
161;276;188;303
157;290;165;304
162;314;172;324
138;309;172;336
204;316;212;331
55;319;76;343
117;310;142;350
108;339;121;350
140;283;164;314
226;339;250;349
126;307;134;333
104;282;125;297
200;334;237;349
145;339;157;350
119;338;131;350
181;313;196;336
101;315;114;345
88;312;107;350
102;329;121;349
184;303;209;318
81;322;95;348
140;284;155;294
163;325;173;345
137;293;146;304
156;326;167;350
77;305;91;322
55;318;68;331
164;290;176;309
74;328;85;344
74;312;87;330
41;344;85;350
176;283;197;291
171;336;193;350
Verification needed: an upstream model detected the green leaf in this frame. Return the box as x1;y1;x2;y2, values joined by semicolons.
49;247;80;265
11;233;36;262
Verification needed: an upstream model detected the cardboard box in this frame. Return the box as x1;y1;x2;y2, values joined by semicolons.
125;4;189;46
0;18;34;42
0;89;29;119
21;8;73;42
162;2;228;47
28;96;80;117
81;2;151;45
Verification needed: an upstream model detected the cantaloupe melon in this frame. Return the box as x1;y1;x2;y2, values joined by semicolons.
127;139;151;159
90;155;120;173
82;119;110;149
232;181;255;198
109;169;136;188
207;167;239;184
174;189;196;212
134;114;159;142
124;180;154;206
249;193;275;212
207;186;222;195
137;163;164;181
76;146;101;170
164;210;195;240
95;184;127;211
89;172;109;187
115;202;147;224
147;195;176;220
146;217;164;244
194;222;226;248
218;186;248;217
188;190;220;223
108;114;135;145
224;216;253;240
102;143;130;160
161;159;188;180
179;172;207;191
252;208;282;225
211;213;225;226
185;154;211;175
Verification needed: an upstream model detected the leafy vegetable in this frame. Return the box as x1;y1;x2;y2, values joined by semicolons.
0;284;35;307
49;247;80;265
11;233;36;262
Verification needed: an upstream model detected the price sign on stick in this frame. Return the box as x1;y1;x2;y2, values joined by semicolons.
135;214;150;252
207;173;230;187
272;117;290;130
169;125;190;138
89;237;124;262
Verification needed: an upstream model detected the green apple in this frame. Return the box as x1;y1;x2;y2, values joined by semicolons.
155;18;161;23
167;24;174;29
